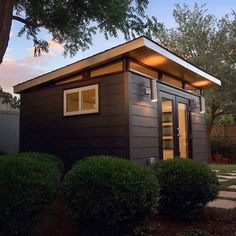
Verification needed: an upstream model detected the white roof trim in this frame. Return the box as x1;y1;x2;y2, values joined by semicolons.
143;38;221;86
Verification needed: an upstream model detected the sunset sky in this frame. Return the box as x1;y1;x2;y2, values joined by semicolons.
0;0;235;94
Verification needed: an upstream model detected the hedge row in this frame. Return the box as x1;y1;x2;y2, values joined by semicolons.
0;153;219;235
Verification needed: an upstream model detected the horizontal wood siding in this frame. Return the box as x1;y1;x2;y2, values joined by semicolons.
20;73;129;169
129;72;159;167
191;112;208;163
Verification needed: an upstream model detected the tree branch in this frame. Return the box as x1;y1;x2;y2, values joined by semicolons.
12;15;44;28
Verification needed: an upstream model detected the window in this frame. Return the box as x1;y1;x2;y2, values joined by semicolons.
185;83;200;95
161;74;183;88
129;61;158;79
91;61;123;77
64;84;98;116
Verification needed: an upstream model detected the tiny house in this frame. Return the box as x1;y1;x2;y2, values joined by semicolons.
14;37;221;168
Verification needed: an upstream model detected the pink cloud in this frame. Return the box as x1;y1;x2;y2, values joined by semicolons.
49;40;64;52
0;58;44;94
0;40;67;94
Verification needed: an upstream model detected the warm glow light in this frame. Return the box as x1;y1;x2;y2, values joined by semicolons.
192;81;211;87
140;54;168;67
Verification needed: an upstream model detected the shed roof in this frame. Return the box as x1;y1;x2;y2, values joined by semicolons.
14;36;221;93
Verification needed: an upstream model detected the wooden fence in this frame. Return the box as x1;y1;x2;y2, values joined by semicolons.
0;110;20;154
212;124;236;145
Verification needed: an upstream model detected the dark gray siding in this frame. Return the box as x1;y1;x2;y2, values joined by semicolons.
191;111;208;163
128;73;159;167
20;73;129;169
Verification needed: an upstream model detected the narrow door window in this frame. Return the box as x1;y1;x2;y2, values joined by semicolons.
162;99;174;160
177;103;189;158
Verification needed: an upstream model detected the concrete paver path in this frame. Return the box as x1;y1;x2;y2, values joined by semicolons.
217;175;236;179
219;191;236;199
208;199;236;209
218;179;228;182
228;185;236;190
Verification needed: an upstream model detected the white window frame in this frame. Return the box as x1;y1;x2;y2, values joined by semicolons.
63;84;99;116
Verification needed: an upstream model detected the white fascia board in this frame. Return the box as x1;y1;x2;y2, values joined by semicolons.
143;37;221;86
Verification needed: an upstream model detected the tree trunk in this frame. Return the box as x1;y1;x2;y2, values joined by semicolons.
0;0;14;64
207;103;218;163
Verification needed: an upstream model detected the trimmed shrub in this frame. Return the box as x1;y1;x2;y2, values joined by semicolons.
17;152;64;172
0;153;61;235
64;156;159;235
151;158;219;219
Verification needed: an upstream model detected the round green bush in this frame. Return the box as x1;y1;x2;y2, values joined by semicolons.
64;156;159;235
0;153;61;235
151;158;219;219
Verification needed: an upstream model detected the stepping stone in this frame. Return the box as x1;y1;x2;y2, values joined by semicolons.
218;179;228;182
219;191;236;199
217;175;236;179
228;185;236;190
233;171;236;173
226;173;236;176
208;199;236;209
212;170;220;172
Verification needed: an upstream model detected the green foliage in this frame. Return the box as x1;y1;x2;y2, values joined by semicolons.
155;3;236;129
0;153;61;235
0;86;20;109
12;0;161;58
64;156;159;235
151;158;219;219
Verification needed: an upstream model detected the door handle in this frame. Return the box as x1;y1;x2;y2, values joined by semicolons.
177;127;181;137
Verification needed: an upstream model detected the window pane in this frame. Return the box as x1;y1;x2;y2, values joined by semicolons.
66;92;79;112
91;61;123;77
162;74;182;88
178;103;188;158
185;84;200;95
162;99;174;160
81;89;96;111
130;61;158;79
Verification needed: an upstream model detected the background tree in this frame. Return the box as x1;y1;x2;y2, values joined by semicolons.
0;0;161;64
0;86;20;109
154;3;236;136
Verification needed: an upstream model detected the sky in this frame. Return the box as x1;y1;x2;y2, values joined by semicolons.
0;0;235;94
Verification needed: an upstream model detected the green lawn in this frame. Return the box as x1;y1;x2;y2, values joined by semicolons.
209;164;236;174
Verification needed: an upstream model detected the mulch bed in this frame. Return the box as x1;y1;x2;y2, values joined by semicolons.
150;207;236;235
30;198;236;236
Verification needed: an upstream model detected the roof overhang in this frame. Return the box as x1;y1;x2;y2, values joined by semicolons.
14;36;221;93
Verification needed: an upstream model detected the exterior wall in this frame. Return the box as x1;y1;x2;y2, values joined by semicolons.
128;72;208;166
20;70;208;168
20;73;129;169
0;110;19;154
128;73;159;166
